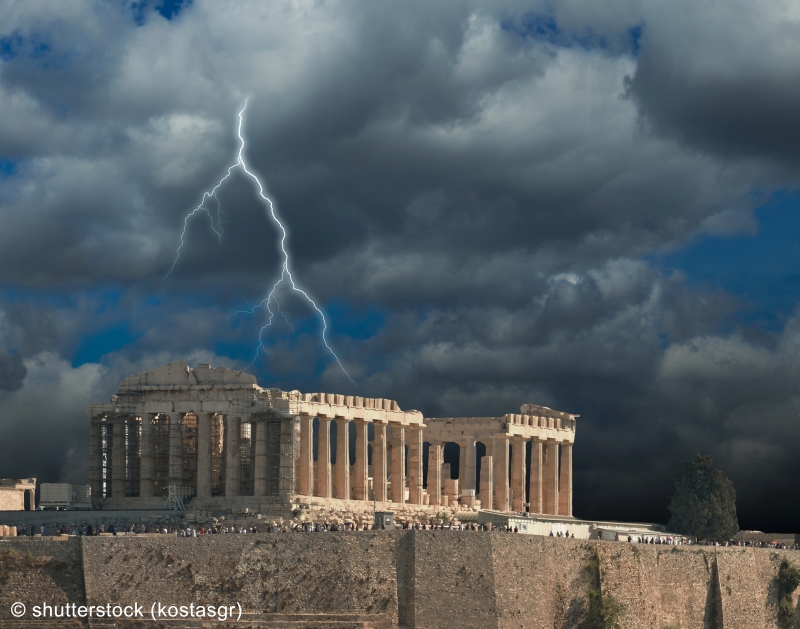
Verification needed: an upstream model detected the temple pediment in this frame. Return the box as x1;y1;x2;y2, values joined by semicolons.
118;359;257;390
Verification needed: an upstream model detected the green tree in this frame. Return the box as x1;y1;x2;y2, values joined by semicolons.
667;451;738;542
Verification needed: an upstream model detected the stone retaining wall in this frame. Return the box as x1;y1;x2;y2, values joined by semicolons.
1;534;799;628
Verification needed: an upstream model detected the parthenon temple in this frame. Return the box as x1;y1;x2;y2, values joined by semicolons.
87;361;576;516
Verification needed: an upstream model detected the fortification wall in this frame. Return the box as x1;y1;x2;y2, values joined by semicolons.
596;543;718;629
491;535;589;629
1;533;800;628
716;547;800;629
406;532;498;629
0;538;84;622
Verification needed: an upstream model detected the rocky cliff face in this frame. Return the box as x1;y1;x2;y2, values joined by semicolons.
0;533;796;628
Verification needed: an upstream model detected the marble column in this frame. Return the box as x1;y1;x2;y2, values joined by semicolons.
316;417;332;498
137;415;152;498
334;418;350;500
196;413;213;498
225;416;241;497
529;438;543;514
558;443;573;517
460;438;477;495
479;454;493;510
459;442;468;495
111;417;126;498
168;414;184;488
391;424;405;503
543;439;560;515
254;420;268;497
511;437;527;512
371;421;386;502
493;436;509;512
408;425;424;504
427;443;443;506
298;415;314;496
353;419;369;501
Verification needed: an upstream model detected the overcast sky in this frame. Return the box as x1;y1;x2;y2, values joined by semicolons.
1;0;799;530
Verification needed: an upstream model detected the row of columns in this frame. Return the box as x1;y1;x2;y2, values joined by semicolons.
95;413;282;501
297;416;427;505
433;436;572;516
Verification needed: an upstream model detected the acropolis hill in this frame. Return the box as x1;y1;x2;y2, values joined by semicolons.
1;533;798;628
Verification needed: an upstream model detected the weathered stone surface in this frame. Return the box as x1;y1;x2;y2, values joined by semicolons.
1;535;798;628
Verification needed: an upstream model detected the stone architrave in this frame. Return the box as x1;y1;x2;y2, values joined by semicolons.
558;443;572;516
196;412;213;498
391;424;405;504
140;414;155;498
493;436;509;512
254;420;268;497
373;421;388;502
334;418;350;500
543;439;559;515
529;438;543;514
511;436;527;512
298;415;313;496
408;425;424;504
225;416;241;497
111;417;126;498
316;417;332;498
353;419;369;501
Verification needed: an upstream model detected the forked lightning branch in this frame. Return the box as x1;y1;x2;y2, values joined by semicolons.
166;99;353;383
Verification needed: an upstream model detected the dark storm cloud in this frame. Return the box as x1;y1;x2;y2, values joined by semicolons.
625;0;800;163
1;0;799;530
0;352;25;391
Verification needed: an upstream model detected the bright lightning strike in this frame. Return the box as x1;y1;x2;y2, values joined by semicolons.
167;98;354;384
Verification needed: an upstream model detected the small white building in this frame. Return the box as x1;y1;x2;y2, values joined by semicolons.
475;510;691;542
39;484;92;510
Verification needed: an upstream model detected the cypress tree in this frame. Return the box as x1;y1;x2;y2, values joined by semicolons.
668;450;738;542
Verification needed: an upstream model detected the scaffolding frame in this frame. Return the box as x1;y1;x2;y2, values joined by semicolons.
239;421;254;496
100;421;112;498
125;415;141;497
264;419;282;497
152;414;170;498
181;413;198;497
211;414;226;496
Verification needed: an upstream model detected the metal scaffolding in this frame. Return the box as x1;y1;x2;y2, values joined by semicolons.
100;421;111;499
125;416;141;497
239;421;254;496
211;414;226;496
181;414;198;497
151;414;170;498
264;419;282;497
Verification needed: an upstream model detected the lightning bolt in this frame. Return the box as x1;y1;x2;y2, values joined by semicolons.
167;98;354;384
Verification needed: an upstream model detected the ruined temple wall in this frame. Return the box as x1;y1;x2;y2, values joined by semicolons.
491;535;589;629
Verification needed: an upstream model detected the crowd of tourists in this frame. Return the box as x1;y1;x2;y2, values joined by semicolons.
8;522;798;548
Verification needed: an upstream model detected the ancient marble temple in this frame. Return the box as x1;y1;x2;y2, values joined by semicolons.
87;361;576;515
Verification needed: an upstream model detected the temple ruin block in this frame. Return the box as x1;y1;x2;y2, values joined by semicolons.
86;361;576;515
